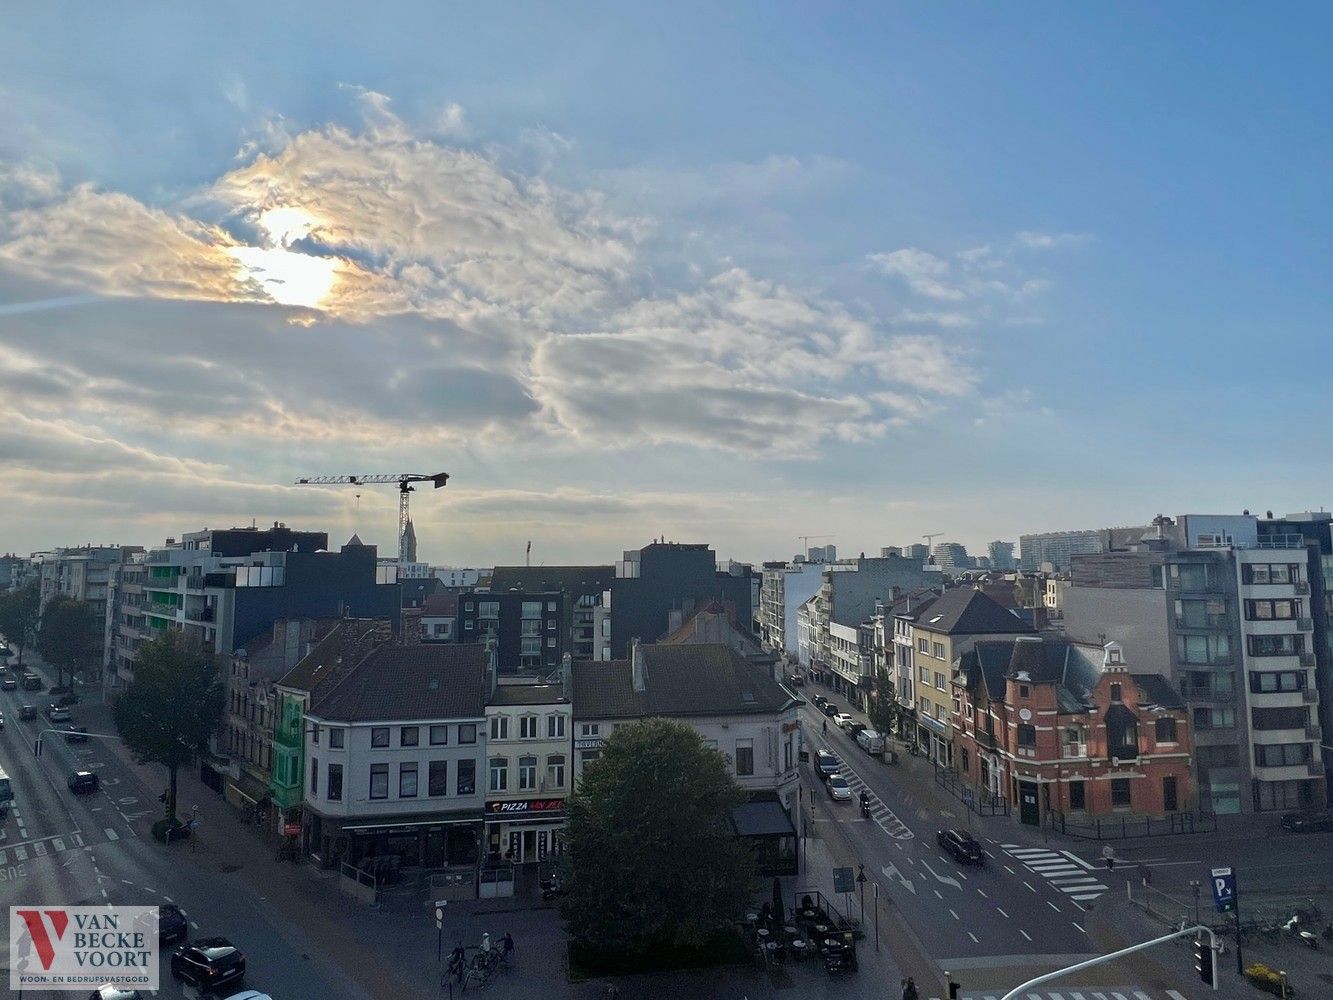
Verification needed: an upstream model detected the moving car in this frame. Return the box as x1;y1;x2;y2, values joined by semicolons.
826;774;852;801
815;750;841;780
157;903;189;944
68;770;100;794
1280;810;1333;833
0;675;15;691
18;704;37;721
856;729;886;755
170;937;246;991
937;828;986;865
88;986;142;1000
21;673;42;691
46;705;72;724
220;992;274;1000
64;725;90;744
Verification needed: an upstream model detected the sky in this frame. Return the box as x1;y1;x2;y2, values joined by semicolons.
1;3;1330;567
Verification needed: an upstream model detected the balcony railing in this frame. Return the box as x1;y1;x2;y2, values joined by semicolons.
1257;534;1306;550
1061;743;1088;759
1295;581;1310;594
1174;615;1232;631
1183;686;1235;703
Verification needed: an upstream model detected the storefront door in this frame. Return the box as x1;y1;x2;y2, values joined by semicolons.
1018;781;1039;826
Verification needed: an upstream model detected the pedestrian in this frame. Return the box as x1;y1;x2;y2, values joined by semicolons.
501;931;514;960
1102;845;1116;871
901;976;919;1000
1138;861;1151;886
822;719;828;735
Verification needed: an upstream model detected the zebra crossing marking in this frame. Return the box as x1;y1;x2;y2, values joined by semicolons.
1000;844;1109;902
950;990;1175;1000
820;739;914;840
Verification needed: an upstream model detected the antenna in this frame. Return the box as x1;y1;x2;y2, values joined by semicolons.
526;540;531;567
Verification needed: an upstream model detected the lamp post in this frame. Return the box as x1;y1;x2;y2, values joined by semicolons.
1189;879;1201;926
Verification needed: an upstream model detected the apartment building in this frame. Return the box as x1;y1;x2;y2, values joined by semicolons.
103;553;147;691
895;587;1033;764
760;559;839;659
1063;513;1327;813
954;637;1193;827
1020;529;1106;571
483;669;573;864
301;643;488;871
39;544;144;681
479;564;615;663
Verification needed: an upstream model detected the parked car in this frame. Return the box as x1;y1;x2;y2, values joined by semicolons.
937;828;986;865
856;729;886;755
815;750;841;780
64;726;90;744
220;992;274;1000
833;713;854;729
0;675;16;691
21;673;43;691
786;673;805;686
170;938;246;991
820;702;838;718
88;986;142;1000
845;721;867;737
18;704;37;721
1280;810;1333;833
46;705;72;724
157;903;189;944
811;694;828;709
826;774;852;801
68;770;100;794
55;692;82;707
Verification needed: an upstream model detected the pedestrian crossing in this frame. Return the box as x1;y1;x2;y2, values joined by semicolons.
818;738;915;840
943;990;1187;1000
0;830;86;865
999;843;1110;903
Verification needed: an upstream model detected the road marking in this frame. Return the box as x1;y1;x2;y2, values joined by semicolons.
1061;884;1109;894
104;828;119;841
934;889;943;900
190;921;200;930
100;888;108;899
14;846;27;860
73;833;84;846
52;838;65;852
1072;921;1085;933
32;842;46;857
1023;881;1036;892
1047;901;1061;912
1019;929;1032;941
1003;864;1015;874
1166;992;1188;1000
1061;850;1095;870
949;909;959;920
882;863;916;895
121;879;135;885
977;888;988;898
1133;992;1152;1000
967;931;978;942
922;859;962;890
995;907;1009;918
1051;875;1101;885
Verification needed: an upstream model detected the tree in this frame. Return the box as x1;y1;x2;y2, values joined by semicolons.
37;598;103;689
868;665;897;737
112;632;224;824
561;718;756;958
0;581;40;668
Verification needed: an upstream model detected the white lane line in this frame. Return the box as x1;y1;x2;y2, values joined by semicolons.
1023;881;1036;892
1133;992;1152;1000
1072;921;1085;933
162;895;173;903
934;889;943;900
1003;864;1015;874
949;909;959;920
190;921;200;930
104;828;119;841
996;907;1010;918
976;888;988;898
1019;929;1032;941
968;932;979;943
121;879;135;885
1047;901;1061;912
1166;992;1188;1000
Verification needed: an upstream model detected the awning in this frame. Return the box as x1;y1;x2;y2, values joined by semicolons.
341;815;481;833
731;800;797;838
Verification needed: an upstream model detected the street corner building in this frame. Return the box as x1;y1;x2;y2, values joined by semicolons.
953;635;1196;829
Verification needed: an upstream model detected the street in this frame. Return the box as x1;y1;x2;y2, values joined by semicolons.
0;664;371;1000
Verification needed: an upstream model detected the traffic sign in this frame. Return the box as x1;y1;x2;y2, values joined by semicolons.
1210;866;1236;913
832;866;854;893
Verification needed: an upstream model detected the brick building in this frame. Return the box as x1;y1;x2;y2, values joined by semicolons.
953;635;1193;826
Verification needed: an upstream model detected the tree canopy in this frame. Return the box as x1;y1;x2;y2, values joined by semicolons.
561;717;755;954
0;581;40;667
112;632;224;822
37;597;103;688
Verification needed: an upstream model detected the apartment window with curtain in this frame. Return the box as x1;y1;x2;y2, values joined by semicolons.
547;754;565;789
734;739;754;776
327;763;343;801
399;762;418;798
518;756;537;790
369;764;388;800
548;714;566;738
489;757;508;792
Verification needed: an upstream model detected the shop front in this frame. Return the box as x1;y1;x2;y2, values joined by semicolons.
307;810;482;872
483;797;567;865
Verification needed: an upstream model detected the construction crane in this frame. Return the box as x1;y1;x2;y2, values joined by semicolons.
293;473;449;562
798;534;833;554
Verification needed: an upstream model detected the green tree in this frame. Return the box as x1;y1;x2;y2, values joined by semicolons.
561;717;755;958
36;597;103;689
867;666;896;736
0;581;41;668
112;632;224;824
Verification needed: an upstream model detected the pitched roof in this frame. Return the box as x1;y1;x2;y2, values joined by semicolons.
309;643;487;722
488;565;614;594
571;659;642;719
911;588;1032;636
640;644;798;717
1131;673;1185;711
421;593;458;616
960;637;1101;711
276;622;368;694
488;682;568;706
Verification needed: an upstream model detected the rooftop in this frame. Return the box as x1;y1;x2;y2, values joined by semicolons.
309;643;488;722
907;587;1032;636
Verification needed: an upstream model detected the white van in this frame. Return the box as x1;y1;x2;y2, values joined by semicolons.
856;729;885;756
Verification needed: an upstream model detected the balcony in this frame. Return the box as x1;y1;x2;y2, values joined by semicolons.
1300;652;1316;666
1295;581;1310;594
1297;617;1313;631
1307;725;1323;741
1175;615;1231;631
1311;763;1326;778
1257;534;1306;550
974;728;998;751
1061;743;1088;760
1304;688;1318;704
1183;685;1234;703
184;607;215;623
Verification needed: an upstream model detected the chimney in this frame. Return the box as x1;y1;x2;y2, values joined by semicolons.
560;652;573;700
631;638;646;694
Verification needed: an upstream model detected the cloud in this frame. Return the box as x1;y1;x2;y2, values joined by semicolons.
866;248;964;301
1013;230;1091;250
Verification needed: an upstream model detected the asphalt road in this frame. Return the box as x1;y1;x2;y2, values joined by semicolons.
0;670;368;999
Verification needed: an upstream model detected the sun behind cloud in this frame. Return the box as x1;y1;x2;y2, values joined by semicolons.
225;205;337;308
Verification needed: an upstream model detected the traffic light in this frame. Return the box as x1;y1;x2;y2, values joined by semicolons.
1193;937;1214;986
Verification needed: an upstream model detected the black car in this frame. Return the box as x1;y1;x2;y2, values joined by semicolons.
0;676;15;691
68;770;100;794
820;702;838;718
815;750;841;780
64;726;90;744
21;673;43;691
812;694;829;709
170;937;245;990
937;828;986;865
157;903;189;944
1280;810;1333;833
55;692;82;707
18;704;37;721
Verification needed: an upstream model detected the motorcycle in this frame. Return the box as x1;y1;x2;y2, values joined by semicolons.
540;874;566;901
1283;915;1319;949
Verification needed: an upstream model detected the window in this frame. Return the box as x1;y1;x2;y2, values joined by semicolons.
1111;778;1132;808
1243;563;1300;585
371;727;389;748
735;739;755;776
934;672;946;691
1017;724;1037;752
479;601;499;619
327;762;343;801
1155;718;1178;743
518;756;537;790
310;756;318;795
1251;707;1308;731
521;601;542;618
1110;683;1122;703
520;716;538;739
933;642;945;660
1192;706;1236;730
919;665;930;683
1255;743;1313;767
429;725;449;745
1247;634;1305;656
918;637;928;653
1249;671;1305;693
547;754;565;789
1246;599;1301;620
548;714;565;738
459;723;477;744
399;762;418;798
490;717;509;740
1177;633;1232;664
489;757;507;791
1069;780;1085;810
428;760;448;796
580;723;600;738
547;601;557;612
369;764;389;799
1018;685;1029;698
547;637;557;647
400;726;419;747
327;727;344;749
457;759;476;795
520;636;542;656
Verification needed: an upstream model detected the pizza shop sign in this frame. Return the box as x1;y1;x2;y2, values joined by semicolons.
486;798;565;816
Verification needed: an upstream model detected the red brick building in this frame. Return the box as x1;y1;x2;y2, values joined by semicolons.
953;636;1193;825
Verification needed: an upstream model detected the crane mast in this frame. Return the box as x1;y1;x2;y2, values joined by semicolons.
293;472;449;562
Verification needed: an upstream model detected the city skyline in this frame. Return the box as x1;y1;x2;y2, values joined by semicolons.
2;5;1331;565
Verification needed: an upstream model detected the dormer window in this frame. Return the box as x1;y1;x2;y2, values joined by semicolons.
1110;682;1122;703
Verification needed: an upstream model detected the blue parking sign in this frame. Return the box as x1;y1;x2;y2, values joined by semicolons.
1210;866;1236;913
